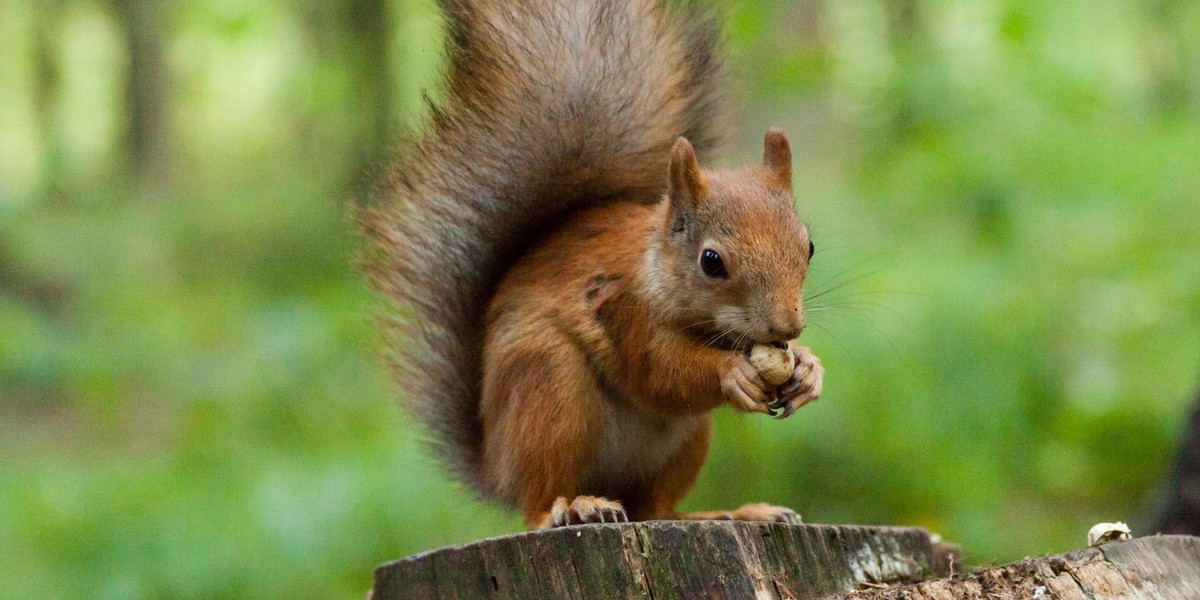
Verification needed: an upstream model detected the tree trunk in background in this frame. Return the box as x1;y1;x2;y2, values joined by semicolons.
32;0;64;202
794;0;828;56
1150;378;1200;535
112;0;169;192
346;0;392;159
886;0;922;38
1143;2;1191;114
884;0;926;141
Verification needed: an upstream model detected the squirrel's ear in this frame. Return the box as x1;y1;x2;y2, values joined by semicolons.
762;127;792;193
668;137;706;210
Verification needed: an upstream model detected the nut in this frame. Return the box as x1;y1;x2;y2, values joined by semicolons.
1087;522;1131;546
748;343;794;387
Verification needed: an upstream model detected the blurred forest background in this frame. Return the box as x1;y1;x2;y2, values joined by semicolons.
3;0;1200;598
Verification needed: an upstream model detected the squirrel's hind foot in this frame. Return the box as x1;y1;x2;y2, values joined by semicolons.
539;495;628;529
730;502;802;524
678;503;802;524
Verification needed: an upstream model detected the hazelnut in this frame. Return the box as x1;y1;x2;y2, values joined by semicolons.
1086;522;1131;547
749;343;794;387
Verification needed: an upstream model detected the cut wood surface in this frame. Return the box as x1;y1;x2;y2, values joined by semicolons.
372;521;942;600
830;535;1200;600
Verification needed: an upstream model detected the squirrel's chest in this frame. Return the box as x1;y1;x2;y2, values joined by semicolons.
584;401;704;489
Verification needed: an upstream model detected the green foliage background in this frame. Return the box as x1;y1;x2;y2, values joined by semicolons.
2;1;1200;598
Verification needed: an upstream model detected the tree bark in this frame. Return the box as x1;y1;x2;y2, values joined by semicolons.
373;522;1200;600
832;535;1200;600
373;522;944;600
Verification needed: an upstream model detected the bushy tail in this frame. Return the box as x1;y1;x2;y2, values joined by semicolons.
355;0;722;495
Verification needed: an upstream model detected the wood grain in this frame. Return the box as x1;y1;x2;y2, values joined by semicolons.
830;535;1200;600
373;522;936;600
373;524;1200;600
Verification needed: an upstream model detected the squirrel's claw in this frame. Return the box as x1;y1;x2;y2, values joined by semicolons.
604;507;630;523
772;344;824;419
729;502;803;524
548;495;628;527
766;506;803;524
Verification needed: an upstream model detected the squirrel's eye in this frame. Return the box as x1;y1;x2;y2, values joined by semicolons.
808;240;815;261
700;249;728;278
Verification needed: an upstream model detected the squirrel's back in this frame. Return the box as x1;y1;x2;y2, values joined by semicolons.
356;0;723;494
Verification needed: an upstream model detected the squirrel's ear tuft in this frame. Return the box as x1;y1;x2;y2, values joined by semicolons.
668;137;706;210
763;127;792;193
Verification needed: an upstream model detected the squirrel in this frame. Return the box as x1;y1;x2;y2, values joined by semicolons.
356;0;823;530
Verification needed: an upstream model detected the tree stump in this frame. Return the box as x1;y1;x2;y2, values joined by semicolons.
372;521;948;600
373;523;1200;599
832;534;1200;600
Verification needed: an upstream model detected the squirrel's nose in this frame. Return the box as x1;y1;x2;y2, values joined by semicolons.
767;306;805;341
768;324;803;341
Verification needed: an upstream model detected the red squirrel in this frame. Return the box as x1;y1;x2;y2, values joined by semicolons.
357;0;823;530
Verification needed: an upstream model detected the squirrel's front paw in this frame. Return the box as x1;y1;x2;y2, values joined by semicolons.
720;354;773;414
769;344;823;419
